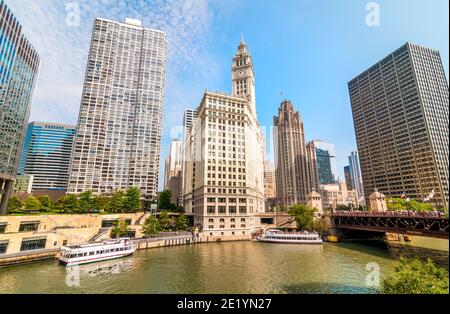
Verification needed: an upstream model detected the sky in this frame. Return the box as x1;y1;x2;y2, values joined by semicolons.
7;0;449;191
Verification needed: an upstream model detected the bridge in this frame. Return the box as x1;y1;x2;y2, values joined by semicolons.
329;211;449;239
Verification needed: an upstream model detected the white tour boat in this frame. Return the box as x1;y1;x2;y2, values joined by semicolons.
59;238;136;266
257;229;323;244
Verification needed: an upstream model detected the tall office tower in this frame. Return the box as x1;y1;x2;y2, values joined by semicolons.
183;109;197;141
344;165;354;190
164;139;183;206
312;140;338;185
348;151;364;199
306;141;320;192
274;100;311;206
348;43;449;209
183;39;265;236
67;18;167;202
263;161;276;199
18;122;76;191
0;1;40;214
179;108;197;207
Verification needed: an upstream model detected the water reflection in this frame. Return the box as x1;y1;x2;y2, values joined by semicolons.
0;237;447;294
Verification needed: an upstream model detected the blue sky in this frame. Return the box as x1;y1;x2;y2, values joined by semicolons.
7;0;449;190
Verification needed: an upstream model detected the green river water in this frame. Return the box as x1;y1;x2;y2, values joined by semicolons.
0;237;448;294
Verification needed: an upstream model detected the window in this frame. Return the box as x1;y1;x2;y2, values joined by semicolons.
218;206;226;213
19;221;40;232
0;223;6;234
20;238;46;251
207;206;215;214
0;241;8;254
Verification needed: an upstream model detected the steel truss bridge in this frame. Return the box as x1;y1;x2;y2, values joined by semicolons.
329;211;449;239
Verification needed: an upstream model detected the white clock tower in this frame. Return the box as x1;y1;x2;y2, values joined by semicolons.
232;38;256;112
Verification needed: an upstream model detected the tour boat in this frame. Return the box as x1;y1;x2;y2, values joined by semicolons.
59;238;136;266
257;229;323;244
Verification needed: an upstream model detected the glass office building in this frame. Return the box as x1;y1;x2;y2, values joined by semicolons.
312;140;338;185
19;122;76;191
0;1;40;213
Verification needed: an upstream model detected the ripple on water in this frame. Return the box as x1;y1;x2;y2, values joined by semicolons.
0;237;447;294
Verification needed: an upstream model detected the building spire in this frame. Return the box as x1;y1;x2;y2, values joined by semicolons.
241;32;244;44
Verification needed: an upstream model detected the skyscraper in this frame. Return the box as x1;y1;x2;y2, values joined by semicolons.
274;100;311;206
164;139;183;206
348;43;449;209
18;122;76;191
312;140;338;185
263;161;276;199
0;1;40;213
183;39;265;236
180;108;197;208
183;109;197;141
306;141;320;193
348;151;364;200
344;165;353;190
67;18;167;201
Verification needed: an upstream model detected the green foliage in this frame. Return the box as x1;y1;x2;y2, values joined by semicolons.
7;195;22;212
335;205;351;211
287;204;315;231
386;198;434;212
176;214;189;230
124;186;141;212
159;210;173;231
158;190;174;210
382;257;449;294
142;214;161;236
37;195;53;211
109;190;125;213
57;194;80;213
311;217;328;235
23;196;42;211
111;218;132;238
79;190;95;212
93;195;110;212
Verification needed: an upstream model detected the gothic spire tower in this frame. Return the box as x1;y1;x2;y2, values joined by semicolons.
232;38;256;113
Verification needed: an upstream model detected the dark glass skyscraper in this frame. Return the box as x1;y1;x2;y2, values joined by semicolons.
19;122;76;191
0;1;40;213
312;140;338;185
348;43;449;209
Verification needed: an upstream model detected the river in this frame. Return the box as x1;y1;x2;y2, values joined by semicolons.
0;237;448;294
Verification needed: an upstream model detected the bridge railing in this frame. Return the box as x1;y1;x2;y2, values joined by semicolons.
329;210;446;218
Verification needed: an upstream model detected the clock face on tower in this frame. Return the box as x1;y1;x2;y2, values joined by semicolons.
238;70;244;77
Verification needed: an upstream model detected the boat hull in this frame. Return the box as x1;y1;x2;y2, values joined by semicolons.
59;249;136;266
257;238;323;244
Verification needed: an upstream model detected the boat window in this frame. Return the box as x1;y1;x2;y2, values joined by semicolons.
89;251;95;255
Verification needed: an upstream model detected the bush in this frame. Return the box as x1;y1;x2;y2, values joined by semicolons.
382;257;449;294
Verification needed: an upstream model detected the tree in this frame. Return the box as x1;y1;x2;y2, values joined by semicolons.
124;186;141;212
386;198;407;211
109;190;125;213
37;195;53;212
287;204;315;231
111;218;132;238
387;198;434;212
176;214;189;231
311;217;328;235
382;257;448;294
93;195;110;212
335;204;351;211
57;194;80;213
159;210;172;231
23;196;42;211
142;214;161;237
79;190;94;212
7;195;22;212
158;190;173;210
